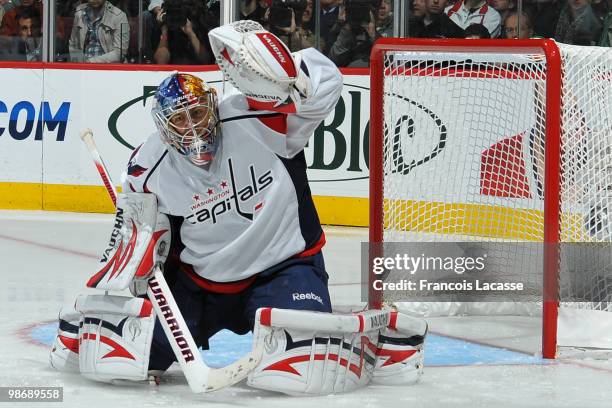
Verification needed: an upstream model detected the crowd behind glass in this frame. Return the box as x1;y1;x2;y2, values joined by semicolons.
0;0;610;66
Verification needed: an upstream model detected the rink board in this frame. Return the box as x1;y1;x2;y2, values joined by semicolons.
0;64;371;225
0;62;548;229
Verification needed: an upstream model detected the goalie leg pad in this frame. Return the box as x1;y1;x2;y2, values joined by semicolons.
75;294;155;383
49;306;81;373
372;311;427;385
247;308;391;396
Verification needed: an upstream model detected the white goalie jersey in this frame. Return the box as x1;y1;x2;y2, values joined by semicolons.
124;48;342;284
50;24;427;395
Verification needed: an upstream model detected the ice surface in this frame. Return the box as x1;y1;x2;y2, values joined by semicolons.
1;211;611;408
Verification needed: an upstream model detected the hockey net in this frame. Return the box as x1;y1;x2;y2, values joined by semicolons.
369;39;612;358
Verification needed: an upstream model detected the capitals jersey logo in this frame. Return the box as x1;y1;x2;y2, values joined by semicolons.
186;158;273;225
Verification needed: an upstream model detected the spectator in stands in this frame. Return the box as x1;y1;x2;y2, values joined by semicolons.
320;0;340;52
408;0;427;37
0;1;5;28
554;0;602;45
422;0;465;38
412;0;427;19
1;0;17;13
269;0;318;51
69;0;130;63
464;22;491;37
142;0;164;63
268;0;300;49
528;0;563;38
145;0;218;64
299;0;317;48
115;0;145;63
14;5;41;60
591;0;610;23
54;0;81;62
0;0;42;38
153;0;213;65
599;10;612;45
240;0;270;25
1;6;41;61
445;0;501;38
503;10;535;38
328;1;379;67
490;0;515;24
206;0;221;30
0;0;17;52
148;0;164;24
376;0;393;37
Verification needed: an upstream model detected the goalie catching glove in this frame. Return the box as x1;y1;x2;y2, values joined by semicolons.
209;20;311;113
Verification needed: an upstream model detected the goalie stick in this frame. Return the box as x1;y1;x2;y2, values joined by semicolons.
79;129;263;393
80;129;118;206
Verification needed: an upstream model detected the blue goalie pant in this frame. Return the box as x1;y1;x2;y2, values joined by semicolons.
148;252;332;371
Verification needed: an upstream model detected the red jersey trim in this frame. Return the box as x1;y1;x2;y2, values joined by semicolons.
295;232;326;258
182;264;257;294
257;113;288;134
246;97;297;113
181;232;326;293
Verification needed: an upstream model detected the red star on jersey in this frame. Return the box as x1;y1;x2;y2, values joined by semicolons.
220;181;228;189
193;194;200;201
207;188;214;196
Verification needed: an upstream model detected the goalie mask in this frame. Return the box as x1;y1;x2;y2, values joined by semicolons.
152;73;219;166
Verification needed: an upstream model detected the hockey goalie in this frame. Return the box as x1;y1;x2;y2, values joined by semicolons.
49;21;427;395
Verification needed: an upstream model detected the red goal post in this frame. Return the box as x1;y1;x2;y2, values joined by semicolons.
368;38;612;359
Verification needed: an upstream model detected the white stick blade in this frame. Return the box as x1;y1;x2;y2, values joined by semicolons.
204;344;264;392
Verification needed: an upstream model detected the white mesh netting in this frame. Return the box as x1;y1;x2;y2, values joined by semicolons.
558;44;612;312
374;42;612;348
